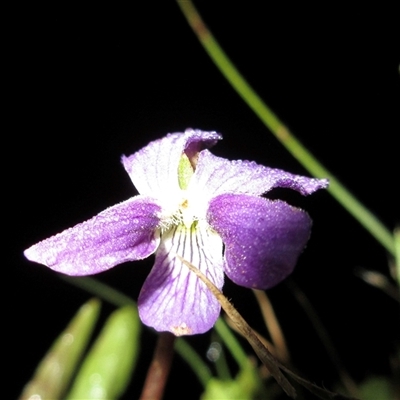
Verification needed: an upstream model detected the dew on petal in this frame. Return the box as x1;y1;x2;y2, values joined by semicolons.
24;129;327;335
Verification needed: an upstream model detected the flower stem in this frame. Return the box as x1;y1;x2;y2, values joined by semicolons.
176;0;395;257
175;338;213;387
139;332;176;400
214;318;249;369
252;289;290;362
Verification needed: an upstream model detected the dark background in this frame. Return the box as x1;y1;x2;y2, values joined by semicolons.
9;3;399;399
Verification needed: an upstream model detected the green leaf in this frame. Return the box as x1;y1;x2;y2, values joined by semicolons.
66;305;141;400
201;367;260;400
360;376;393;400
394;226;400;285
20;298;101;399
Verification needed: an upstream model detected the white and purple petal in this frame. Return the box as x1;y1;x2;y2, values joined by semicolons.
24;196;162;276
190;150;328;199
138;223;224;335
207;194;312;290
24;129;328;337
121;129;222;197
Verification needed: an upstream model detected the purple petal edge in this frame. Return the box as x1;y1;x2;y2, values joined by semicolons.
191;150;328;198
24;196;162;276
121;129;222;197
208;193;312;289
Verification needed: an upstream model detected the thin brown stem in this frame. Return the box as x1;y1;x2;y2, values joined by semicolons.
253;289;290;362
139;332;176;400
178;255;360;400
176;255;297;399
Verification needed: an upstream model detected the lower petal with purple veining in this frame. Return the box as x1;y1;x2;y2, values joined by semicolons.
138;223;224;335
24;196;162;276
207;194;312;290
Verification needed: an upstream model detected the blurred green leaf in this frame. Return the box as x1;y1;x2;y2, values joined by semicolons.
201;366;260;400
20;298;101;400
394;226;400;285
66;305;140;400
359;376;393;400
175;337;213;387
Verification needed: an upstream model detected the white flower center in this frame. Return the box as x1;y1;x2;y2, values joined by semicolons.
160;153;208;232
176;193;199;228
160;189;201;231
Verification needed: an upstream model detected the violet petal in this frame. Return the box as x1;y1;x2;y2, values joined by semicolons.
138;223;224;335
207;194;312;289
191;150;328;199
121;129;222;197
24;196;162;276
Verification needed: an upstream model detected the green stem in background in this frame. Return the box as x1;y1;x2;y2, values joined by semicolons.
210;331;232;381
176;0;395;257
61;276;136;307
214;318;249;370
394;227;400;285
175;338;213;387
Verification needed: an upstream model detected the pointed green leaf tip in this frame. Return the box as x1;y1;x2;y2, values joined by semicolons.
20;298;101;400
178;153;194;190
66;305;141;400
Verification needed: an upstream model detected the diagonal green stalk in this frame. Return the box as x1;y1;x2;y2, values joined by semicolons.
176;0;395;256
210;330;232;381
61;276;136;307
214;318;250;370
175;338;213;387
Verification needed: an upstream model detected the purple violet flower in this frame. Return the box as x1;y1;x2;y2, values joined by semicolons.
24;129;328;336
